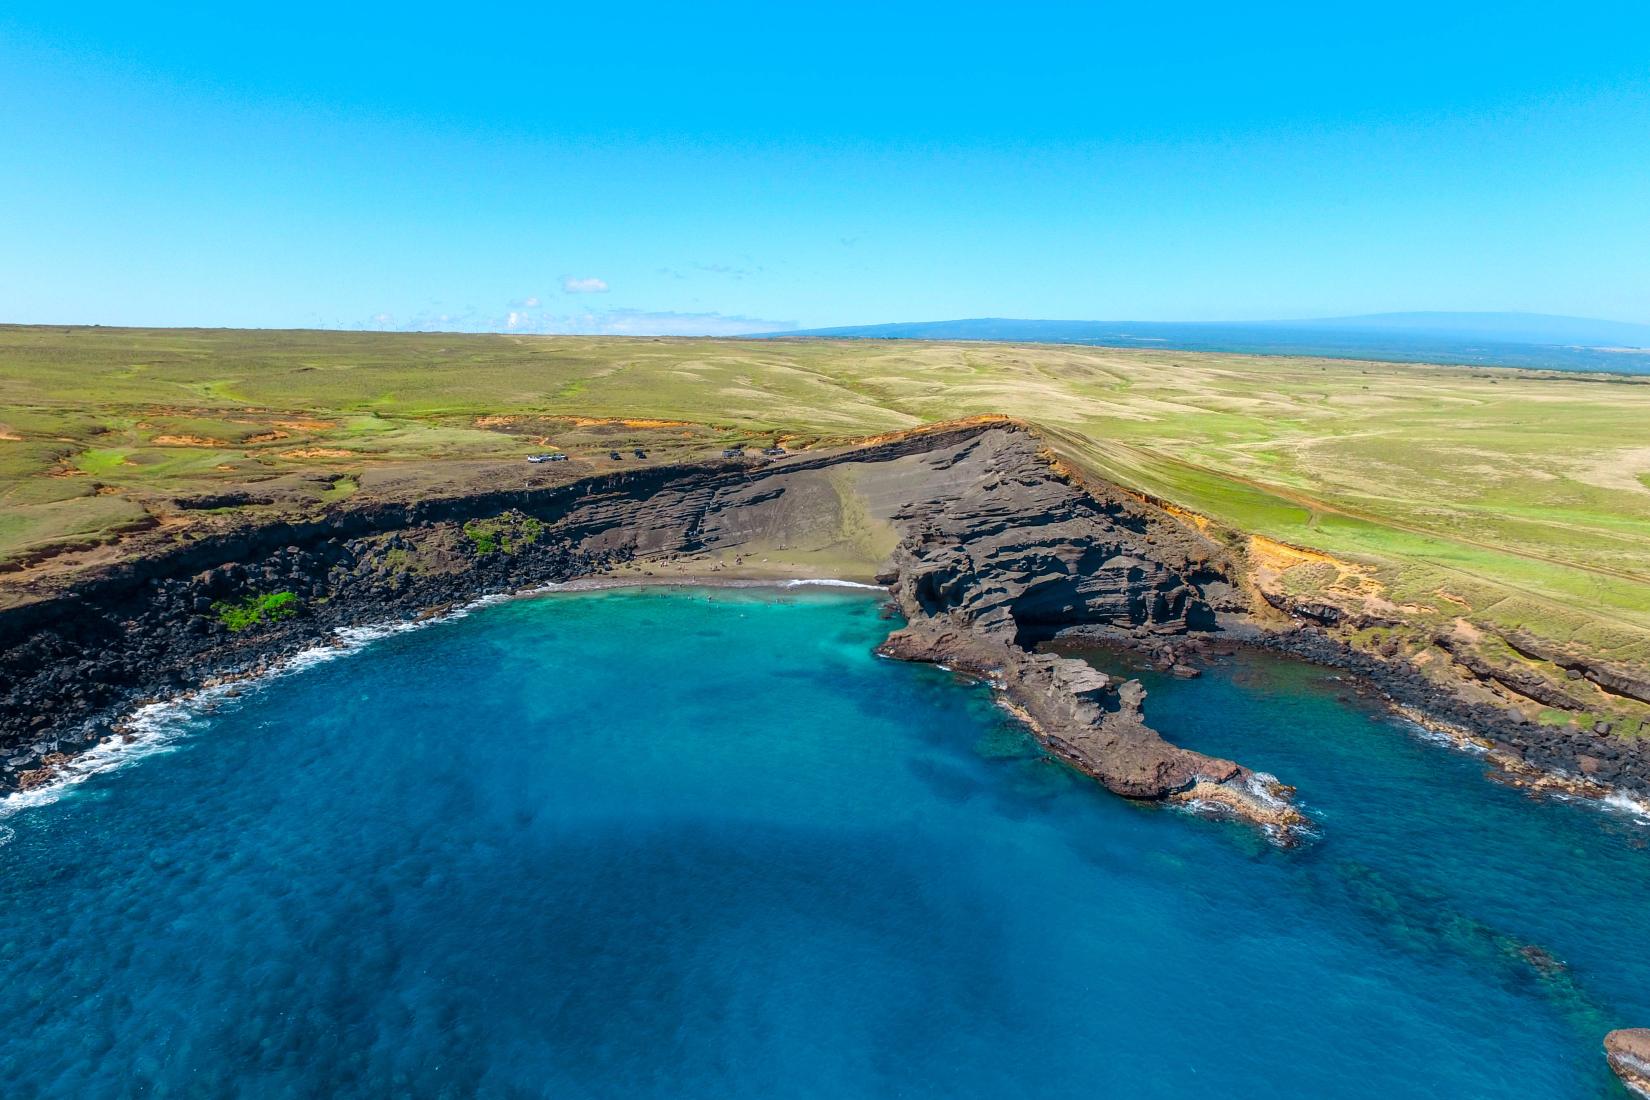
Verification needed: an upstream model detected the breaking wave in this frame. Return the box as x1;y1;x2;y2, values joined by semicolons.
0;590;524;822
780;578;886;590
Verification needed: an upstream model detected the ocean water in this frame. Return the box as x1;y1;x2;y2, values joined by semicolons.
773;319;1650;374
0;589;1645;1098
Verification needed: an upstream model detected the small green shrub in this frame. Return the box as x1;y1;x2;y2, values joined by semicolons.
463;520;501;554
463;514;543;556
516;516;545;547
213;590;300;631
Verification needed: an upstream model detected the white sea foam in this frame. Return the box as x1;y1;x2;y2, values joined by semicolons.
1393;713;1489;755
0;688;222;821
780;578;886;590
1243;771;1290;810
1603;790;1650;824
1389;709;1650;831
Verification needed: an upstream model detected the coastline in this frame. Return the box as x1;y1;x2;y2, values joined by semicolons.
0;573;888;824
0;571;1312;845
3;420;1647;840
1056;626;1650;824
7;560;1649;843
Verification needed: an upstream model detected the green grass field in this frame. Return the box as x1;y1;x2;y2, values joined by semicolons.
5;323;1650;683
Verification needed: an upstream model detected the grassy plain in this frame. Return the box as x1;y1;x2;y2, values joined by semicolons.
4;324;1650;682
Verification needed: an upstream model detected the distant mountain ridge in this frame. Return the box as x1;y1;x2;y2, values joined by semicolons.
758;312;1650;374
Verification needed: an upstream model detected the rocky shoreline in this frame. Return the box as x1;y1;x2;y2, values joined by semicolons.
1253;626;1650;810
1;422;1645;834
1049;621;1650;817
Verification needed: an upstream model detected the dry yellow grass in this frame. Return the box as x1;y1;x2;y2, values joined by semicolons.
3;324;1649;676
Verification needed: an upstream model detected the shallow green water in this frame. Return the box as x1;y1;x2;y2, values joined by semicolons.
0;588;1643;1097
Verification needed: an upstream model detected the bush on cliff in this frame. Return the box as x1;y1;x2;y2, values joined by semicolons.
462;514;544;556
212;591;300;631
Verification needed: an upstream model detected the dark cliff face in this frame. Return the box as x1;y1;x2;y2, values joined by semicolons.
875;433;1241;643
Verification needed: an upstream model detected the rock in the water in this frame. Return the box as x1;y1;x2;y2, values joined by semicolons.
1606;1029;1650;1097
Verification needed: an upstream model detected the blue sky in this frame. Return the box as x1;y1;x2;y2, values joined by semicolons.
3;2;1648;333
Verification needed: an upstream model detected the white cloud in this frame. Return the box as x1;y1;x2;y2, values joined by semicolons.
561;276;609;294
566;309;791;336
506;308;791;336
356;304;792;337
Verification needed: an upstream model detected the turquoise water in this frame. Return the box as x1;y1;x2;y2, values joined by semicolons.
0;589;1645;1097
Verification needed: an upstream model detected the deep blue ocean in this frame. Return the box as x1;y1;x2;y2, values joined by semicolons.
771;320;1650;374
1;588;1647;1098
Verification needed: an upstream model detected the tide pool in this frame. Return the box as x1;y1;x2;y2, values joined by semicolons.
0;589;1643;1097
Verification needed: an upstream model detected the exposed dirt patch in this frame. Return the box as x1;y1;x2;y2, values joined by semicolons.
280;448;356;459
1569;445;1650;494
1161;501;1214;534
848;414;1015;448
475;415;702;431
152;435;227;447
568;416;699;429
1449;618;1485;643
1249;533;1344;572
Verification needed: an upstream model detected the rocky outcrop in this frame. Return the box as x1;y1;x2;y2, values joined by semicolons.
870;431;1304;833
1261;590;1344;626
1434;632;1586;711
1503;631;1650;706
879;621;1300;831
1606;1029;1650;1097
